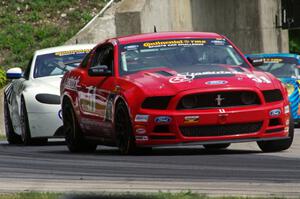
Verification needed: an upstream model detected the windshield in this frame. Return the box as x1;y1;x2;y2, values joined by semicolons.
34;49;91;78
119;38;249;76
256;57;298;78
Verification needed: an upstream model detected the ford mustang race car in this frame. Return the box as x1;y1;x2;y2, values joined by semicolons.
246;53;300;124
4;44;94;145
61;32;293;154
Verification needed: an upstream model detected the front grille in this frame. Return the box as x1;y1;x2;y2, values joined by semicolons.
263;89;283;102
180;122;263;137
177;91;260;110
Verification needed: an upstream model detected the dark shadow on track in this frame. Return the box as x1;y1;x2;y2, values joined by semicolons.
40;146;261;156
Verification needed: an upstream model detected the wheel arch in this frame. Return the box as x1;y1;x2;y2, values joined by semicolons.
113;95;133;122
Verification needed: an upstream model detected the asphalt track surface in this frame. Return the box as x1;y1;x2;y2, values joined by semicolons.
1;130;300;197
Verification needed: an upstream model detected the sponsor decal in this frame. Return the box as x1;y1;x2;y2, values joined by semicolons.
263;58;283;64
169;72;271;85
154;116;172;123
246;74;271;84
284;105;290;114
65;76;80;90
136;128;146;134
169;71;241;84
184;116;199;123
135;114;149;122
55;49;91;56
205;80;228;85
124;45;139;50
135;136;149;141
169;74;193;83
211;40;226;45
269;109;281;116
143;40;207;48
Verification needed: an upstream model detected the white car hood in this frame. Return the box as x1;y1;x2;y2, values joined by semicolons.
31;76;62;93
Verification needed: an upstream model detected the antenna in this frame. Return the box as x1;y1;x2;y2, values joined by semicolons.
154;25;157;33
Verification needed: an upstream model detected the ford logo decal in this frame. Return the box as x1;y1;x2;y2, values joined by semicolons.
205;80;228;85
154;116;172;123
269;109;281;116
58;110;63;120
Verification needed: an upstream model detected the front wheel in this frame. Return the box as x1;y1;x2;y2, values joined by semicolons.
20;99;33;145
63;100;97;153
20;99;47;145
115;101;136;155
4;96;22;144
257;117;294;152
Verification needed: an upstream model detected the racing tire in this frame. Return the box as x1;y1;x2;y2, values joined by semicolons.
115;101;137;155
257;116;294;152
4;96;22;144
20;99;47;145
203;143;231;150
62;100;97;153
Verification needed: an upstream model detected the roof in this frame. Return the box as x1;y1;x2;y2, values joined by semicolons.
115;32;223;44
34;44;96;56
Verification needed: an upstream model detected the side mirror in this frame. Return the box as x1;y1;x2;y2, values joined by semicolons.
247;57;264;67
88;65;112;76
6;67;23;79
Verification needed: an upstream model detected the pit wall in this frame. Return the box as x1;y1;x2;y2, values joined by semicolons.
68;0;289;54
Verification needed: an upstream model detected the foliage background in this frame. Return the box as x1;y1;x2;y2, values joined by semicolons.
0;69;6;88
289;30;300;54
0;0;106;72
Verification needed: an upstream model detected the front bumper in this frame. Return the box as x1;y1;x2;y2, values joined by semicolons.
133;102;290;147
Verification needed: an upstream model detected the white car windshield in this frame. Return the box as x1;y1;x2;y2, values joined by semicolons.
34;49;90;78
119;38;249;76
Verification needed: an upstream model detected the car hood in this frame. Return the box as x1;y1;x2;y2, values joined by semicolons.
123;65;277;96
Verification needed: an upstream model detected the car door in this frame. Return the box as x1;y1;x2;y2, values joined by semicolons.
78;43;116;138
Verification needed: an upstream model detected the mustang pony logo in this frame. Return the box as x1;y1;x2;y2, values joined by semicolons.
215;94;225;106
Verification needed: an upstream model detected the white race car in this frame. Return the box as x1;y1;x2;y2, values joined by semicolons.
4;44;94;145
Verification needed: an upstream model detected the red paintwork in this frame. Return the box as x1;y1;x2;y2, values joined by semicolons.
60;32;290;147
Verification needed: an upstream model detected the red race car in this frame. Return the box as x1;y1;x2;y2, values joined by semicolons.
60;32;293;154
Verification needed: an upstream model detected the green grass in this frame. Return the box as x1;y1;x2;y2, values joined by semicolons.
0;192;61;199
0;0;106;71
0;192;290;199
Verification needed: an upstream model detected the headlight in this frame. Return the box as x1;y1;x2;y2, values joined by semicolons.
285;83;295;96
181;95;198;109
241;92;257;105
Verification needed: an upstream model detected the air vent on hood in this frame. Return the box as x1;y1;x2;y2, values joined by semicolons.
154;71;173;77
